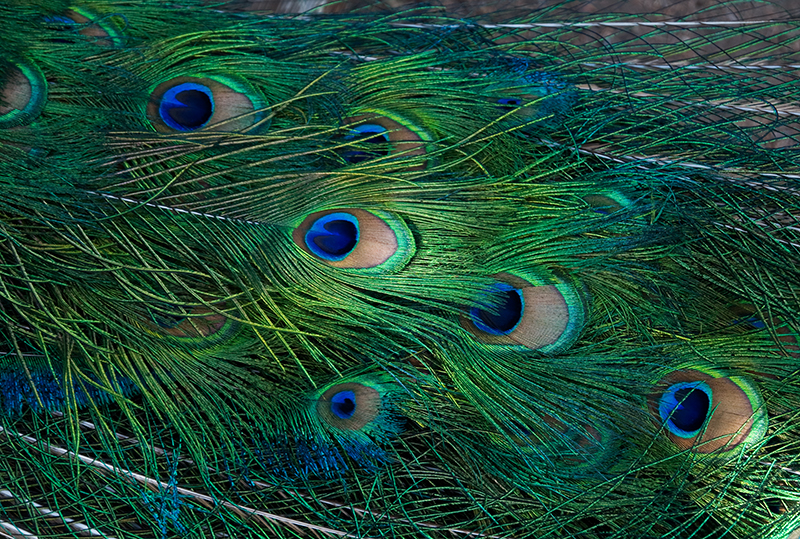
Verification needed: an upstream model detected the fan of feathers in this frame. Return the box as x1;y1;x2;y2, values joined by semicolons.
1;0;799;537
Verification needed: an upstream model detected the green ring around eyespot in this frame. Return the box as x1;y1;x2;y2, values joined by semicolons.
67;6;126;47
346;209;415;274
0;60;48;128
208;74;270;128
357;108;432;143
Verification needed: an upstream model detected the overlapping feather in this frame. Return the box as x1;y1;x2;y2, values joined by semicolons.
0;1;799;537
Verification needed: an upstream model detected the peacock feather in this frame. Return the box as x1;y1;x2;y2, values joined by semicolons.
1;0;799;537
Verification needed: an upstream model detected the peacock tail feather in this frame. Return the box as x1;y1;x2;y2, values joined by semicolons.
1;0;799;537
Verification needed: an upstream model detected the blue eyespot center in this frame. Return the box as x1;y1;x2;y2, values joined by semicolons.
43;15;80;43
44;15;78;25
331;390;356;419
160;83;214;131
153;313;186;329
470;283;525;335
304;212;360;261
343;124;390;163
747;316;766;329
659;382;712;436
496;98;524;111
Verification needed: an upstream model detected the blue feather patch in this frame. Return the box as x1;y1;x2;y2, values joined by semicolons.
0;355;137;414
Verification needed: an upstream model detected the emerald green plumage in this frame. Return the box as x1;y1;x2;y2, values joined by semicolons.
1;1;799;537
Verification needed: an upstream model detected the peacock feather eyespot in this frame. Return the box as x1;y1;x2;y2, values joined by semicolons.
141;305;237;344
340;111;432;169
151;310;187;330
462;271;586;353
301;374;408;474
316;383;378;432
489;416;617;478
313;376;405;439
0;59;47;129
342;124;391;164
488;71;576;128
582;192;631;215
649;369;768;454
291;209;415;272
147;75;269;134
43;7;124;47
554;422;618;474
736;310;799;357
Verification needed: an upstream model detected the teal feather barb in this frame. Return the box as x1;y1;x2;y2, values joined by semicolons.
1;1;799;537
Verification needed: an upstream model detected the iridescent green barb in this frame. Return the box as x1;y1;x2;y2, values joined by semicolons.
1;1;799;538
